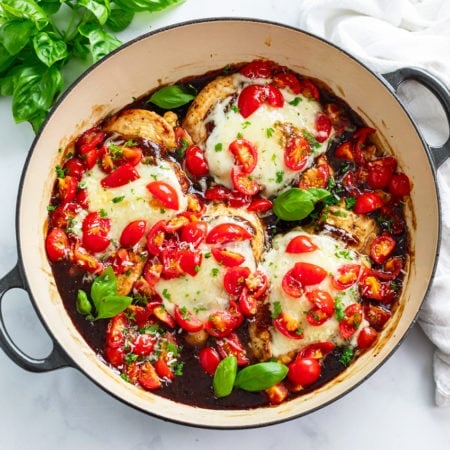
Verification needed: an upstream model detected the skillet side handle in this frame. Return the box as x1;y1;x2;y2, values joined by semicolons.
382;67;450;169
0;264;72;372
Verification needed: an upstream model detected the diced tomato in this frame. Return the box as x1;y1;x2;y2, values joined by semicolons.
315;112;332;143
223;266;251;295
82;211;111;253
370;233;396;265
57;175;78;204
389;173;411;197
180;221;207;247
132;333;156;356
119;219;147;247
205;308;241;338
284;135;310;171
281;269;304;298
245;270;268;299
247;197;272;213
273;72;301;94
273;313;304;340
339;303;363;339
231;167;261;195
288;357;321;386
146;180;179;210
363;303;391;331
299;79;320;100
298;162;330;189
184;145;209;177
331;264;361;290
229;138;258;173
151;304;176;328
45;227;70;262
174;305;203;333
366;157;397;189
357;326;378;349
215;333;250;366
206;222;252;245
240;59;277;79
286;235;318;254
211;247;245;267
138;361;162;390
265;382;289;405
63;157;85;180
198;347;221;375
372;256;403;280
353;191;384;214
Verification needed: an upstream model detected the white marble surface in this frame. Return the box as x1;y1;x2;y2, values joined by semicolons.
1;1;449;448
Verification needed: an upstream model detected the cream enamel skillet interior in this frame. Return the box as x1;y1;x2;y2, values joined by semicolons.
1;19;450;429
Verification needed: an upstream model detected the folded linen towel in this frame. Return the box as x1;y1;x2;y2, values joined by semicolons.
298;0;450;406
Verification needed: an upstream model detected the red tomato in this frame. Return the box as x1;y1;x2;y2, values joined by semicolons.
273;72;301;94
229;139;258;173
284;135;310;171
273;313;304;340
331;264;361;290
101;163;139;188
205;309;242;338
76;189;89;208
211;247;245;267
247;197;272;213
154;356;174;381
204;185;231;202
138;361;162;390
180;221;207;247
240;59;277;78
104;345;125;368
159;248;184;279
231;167;261;195
299;79;320;100
291;262;327;286
163;214;190;233
238;84;267;118
132;333;156;356
198;347;221;375
245;270;269;299
215;333;250;366
206;223;252;244
372;256;403;280
367;157;397;189
223;266;251;295
119;220;147;247
178;249;202;276
45;227;70;262
57;175;78;204
121;146;143;166
306;290;334;315
265;383;289;405
298;162;330;189
174;305;203;333
146;180;180;210
71;241;103;273
82;212;111;253
50;202;80;228
63;157;85;180
335;141;354;161
174;126;193;148
298;341;335;359
184;145;209;177
238;289;257;316
370;233;396;265
281;269;304;298
151;304;176;328
228;190;252;208
76;127;106;154
357;326;378;349
146;220;166;256
363;303;391;331
266;84;284;107
353;192;384;214
315;112;332;143
286;235;318;254
105;312;128;349
143;260;163;287
288;357;321;386
389;173;411;197
339;303;363;339
353;127;376;152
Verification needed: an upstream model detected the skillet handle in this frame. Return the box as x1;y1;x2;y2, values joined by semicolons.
382;67;450;169
0;264;72;372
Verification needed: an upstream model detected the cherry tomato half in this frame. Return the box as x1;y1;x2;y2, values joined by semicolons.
239;59;277;79
205;308;242;338
353;192;384;214
237;84;266;118
173;305;203;333
231;167;261;195
211;247;245;267
285;235;318;254
339;303;363;339
291;262;327;286
119;220;147;247
284;135;310;171
281;269;304;298
331;264;361;290
146;180;180;210
370;233;396;265
273;72;301;94
315;112;332;143
273;313;304;340
101;163;140;188
82;211;111;253
198;347;221;375
180;221;208;248
229;138;258;173
389;173;411;197
215;333;250;366
45;227;70;262
184;145;209;177
206;222;252;245
223;266;251;296
288;357;321;386
357;326;378;349
366;157;397;189
57;175;78;204
247;197;272;213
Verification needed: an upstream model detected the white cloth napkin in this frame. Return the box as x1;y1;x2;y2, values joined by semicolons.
298;0;450;406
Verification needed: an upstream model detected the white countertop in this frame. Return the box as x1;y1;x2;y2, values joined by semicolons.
1;1;449;449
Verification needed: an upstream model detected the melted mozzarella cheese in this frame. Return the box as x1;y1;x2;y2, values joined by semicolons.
261;229;368;357
204;74;332;197
156;210;258;322
72;160;187;249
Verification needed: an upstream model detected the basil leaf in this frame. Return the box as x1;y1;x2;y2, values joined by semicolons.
0;44;15;73
90;266;117;305
37;0;62;15
12;63;63;124
234;362;288;392
213;355;237;398
0;19;36;55
112;0;183;13
94;295;132;320
78;22;122;62
273;187;332;221
147;85;196;109
106;7;134;32
78;0;110;26
1;0;49;30
76;290;93;315
32;31;68;67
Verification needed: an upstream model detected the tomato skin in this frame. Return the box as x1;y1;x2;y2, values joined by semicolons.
245;270;269;299
367;157;397;189
132;333;156;356
82;211;111;253
146;180;180;210
57;175;78;204
281;269;304;298
288;357;321;386
154;356;174;381
206;223;252;245
180;221;207;247
76;126;106;153
184;145;209;177
389;173;411;197
299;341;335;359
247;197;272;213
229;138;258;173
285;235;318;254
138;361;162;390
372;256;403;280
119;220;147;247
315;112;332;143
198;347;221;375
298;162;330;189
370;233;396;265
238;289;257;317
174;305;203;333
223;266;251;295
353;192;384;214
305;290;335;326
331;264;361;290
231;167;261;195
101;163;140;188
266;84;284;107
240;59;277;78
238;84;266;118
63;157;85;180
104;345;125;368
273;72;301;94
363;303;391;331
265;383;289;405
211;247;245;267
273;313;304;340
205;308;242;338
46;227;70;262
339;303;363;339
215;333;250;366
291;262;327;286
284;135;310;171
146;220;166;256
151;304;176;328
49;202;81;228
178;249;203;277
300;79;320;100
357;326;378;349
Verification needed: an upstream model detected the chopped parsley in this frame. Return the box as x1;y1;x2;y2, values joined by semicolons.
271;301;282;319
214;142;223;152
339;347;354;366
162;289;172;300
112;196;125;203
289;97;302;106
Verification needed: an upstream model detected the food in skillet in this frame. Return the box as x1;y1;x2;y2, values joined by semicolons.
45;59;411;408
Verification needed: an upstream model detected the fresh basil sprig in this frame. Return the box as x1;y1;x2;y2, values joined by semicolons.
234;362;288;392
0;0;184;132
213;355;238;398
147;85;196;109
76;266;132;321
273;187;332;221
